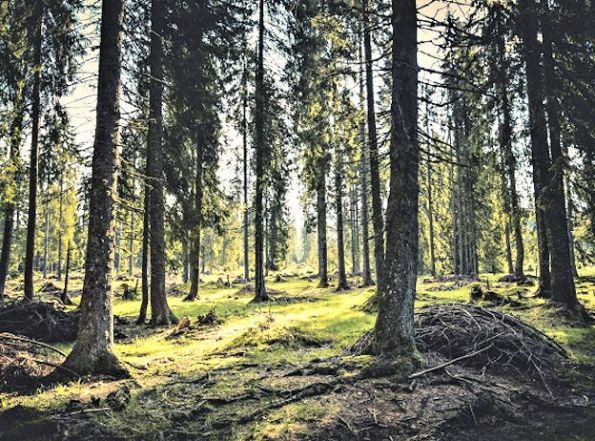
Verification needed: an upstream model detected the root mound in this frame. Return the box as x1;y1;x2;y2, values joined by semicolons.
416;305;567;378
352;305;568;380
0;301;78;343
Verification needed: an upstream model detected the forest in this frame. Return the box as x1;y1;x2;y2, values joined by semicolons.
0;0;594;439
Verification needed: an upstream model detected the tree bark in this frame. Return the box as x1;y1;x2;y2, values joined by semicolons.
242;63;250;282
363;0;384;287
148;0;177;324
373;0;418;358
185;141;203;301
253;0;269;301
137;184;150;324
61;244;72;305
541;12;578;308
316;174;329;288
358;25;373;287
24;6;43;301
0;86;24;300
57;174;64;280
61;0;127;377
335;150;349;291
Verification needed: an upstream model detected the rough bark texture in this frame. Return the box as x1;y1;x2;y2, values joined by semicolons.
373;0;418;358
335;153;349;291
186;142;203;301
148;0;177;324
316;175;329;288
242;65;250;282
358;24;373;287
496;22;524;278
61;0;127;377
253;0;269;301
137;185;150;324
61;245;72;305
363;0;384;287
541;13;578;308
24;8;43;301
0;87;24;299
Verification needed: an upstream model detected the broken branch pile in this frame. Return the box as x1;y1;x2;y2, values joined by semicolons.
0;301;78;343
415;304;568;379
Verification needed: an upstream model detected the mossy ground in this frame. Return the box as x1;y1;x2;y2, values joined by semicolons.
0;267;593;440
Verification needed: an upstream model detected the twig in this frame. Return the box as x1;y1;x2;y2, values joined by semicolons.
0;333;67;357
409;344;494;379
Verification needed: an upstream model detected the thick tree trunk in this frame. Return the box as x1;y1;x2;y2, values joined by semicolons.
505;221;514;275
358;27;373;286
541;15;578;308
253;0;269;301
373;0;418;359
148;0;176;324
363;0;384;287
335;153;349;291
185;143;203;301
43;185;49;279
61;0;127;377
24;8;43;301
0;87;24;300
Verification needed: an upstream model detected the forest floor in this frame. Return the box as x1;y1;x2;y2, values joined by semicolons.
0;267;594;440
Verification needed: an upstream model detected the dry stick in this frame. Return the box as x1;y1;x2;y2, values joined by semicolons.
408;344;494;379
0;332;67;357
30;358;80;378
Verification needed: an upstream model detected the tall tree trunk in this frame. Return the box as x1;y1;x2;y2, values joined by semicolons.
267;204;279;271
61;0;127;377
43;182;49;279
426;151;436;277
363;0;384;286
541;13;578;308
253;0;269;301
505;221;514;274
520;0;554;298
242;64;250;282
358;23;372;286
148;0;176;324
335;151;349;291
373;0;418;360
316;175;329;288
0;87;24;300
185;142;203;301
350;184;359;275
128;210;133;277
137;186;150;324
57;174;64;280
496;24;524;278
24;7;43;301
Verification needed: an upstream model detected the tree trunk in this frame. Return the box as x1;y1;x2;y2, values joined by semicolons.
148;0;177;324
242;64;250;282
363;0;384;287
43;183;49;279
24;7;43;301
505;221;514;274
61;244;72;305
496;25;524;278
61;0;127;377
541;13;578;308
185;142;203;301
373;0;418;360
57;174;64;280
316;174;329;288
0;86;24;300
358;27;373;287
335;151;349;291
253;0;269;301
350;184;359;275
128;210;133;277
137;185;150;324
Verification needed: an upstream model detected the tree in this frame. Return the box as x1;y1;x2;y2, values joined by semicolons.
253;0;269;301
372;0;418;359
61;0;128;377
147;0;176;324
